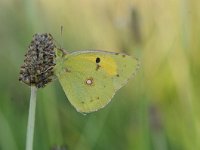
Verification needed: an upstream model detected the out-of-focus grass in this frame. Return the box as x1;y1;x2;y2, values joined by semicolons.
0;0;199;150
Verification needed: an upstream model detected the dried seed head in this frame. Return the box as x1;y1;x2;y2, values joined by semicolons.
19;33;56;88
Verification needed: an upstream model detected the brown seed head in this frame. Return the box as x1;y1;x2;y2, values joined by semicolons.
19;33;56;88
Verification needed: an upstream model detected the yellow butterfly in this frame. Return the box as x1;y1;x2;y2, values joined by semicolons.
54;48;140;113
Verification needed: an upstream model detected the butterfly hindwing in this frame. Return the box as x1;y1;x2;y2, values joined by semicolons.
54;50;138;113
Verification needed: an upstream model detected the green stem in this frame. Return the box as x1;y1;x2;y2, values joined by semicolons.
26;86;37;150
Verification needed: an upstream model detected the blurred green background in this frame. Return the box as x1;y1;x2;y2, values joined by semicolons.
0;0;199;150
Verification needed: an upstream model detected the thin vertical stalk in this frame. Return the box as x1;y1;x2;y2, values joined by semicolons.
26;86;37;150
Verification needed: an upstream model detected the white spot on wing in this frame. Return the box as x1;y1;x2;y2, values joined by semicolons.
86;79;92;85
85;77;94;86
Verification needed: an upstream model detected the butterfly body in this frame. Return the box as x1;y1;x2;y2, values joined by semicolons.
54;48;139;113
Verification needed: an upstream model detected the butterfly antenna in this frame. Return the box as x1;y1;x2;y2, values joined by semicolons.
53;26;63;49
60;25;64;49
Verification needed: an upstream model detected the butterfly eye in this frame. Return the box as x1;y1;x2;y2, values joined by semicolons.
96;57;101;63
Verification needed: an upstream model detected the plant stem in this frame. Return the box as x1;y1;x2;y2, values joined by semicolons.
26;86;37;150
